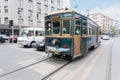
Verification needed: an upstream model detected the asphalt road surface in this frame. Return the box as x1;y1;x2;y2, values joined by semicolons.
0;37;120;80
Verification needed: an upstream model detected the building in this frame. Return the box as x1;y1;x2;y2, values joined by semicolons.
89;13;118;35
0;0;69;35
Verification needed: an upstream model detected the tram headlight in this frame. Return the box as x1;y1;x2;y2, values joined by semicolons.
52;39;58;45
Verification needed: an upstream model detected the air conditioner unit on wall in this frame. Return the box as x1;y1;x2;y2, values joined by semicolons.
39;9;41;11
37;17;39;19
28;16;31;18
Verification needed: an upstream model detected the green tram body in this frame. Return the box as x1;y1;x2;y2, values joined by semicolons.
45;9;101;59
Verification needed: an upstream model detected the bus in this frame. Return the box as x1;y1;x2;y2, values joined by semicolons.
17;27;45;47
45;9;101;59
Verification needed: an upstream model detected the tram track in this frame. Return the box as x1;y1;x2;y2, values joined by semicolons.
0;55;72;79
0;56;52;78
41;44;105;80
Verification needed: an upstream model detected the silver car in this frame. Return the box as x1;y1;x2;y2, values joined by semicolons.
102;35;110;40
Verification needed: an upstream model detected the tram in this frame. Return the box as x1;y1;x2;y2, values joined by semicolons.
45;9;101;59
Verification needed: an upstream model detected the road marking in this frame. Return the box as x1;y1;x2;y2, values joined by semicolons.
79;48;104;80
29;62;56;75
18;59;37;66
49;68;71;80
67;46;104;80
17;56;47;66
8;45;46;54
0;69;4;74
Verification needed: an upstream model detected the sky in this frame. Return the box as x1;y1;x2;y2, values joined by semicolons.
70;0;120;26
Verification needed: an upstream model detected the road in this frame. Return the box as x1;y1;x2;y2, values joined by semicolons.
0;37;120;80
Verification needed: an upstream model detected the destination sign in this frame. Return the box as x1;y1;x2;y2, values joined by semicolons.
62;13;72;18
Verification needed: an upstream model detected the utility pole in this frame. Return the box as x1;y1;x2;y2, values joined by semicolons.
19;0;22;35
9;20;14;43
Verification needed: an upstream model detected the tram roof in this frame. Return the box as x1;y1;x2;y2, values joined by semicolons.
47;9;101;28
47;9;87;20
48;9;77;15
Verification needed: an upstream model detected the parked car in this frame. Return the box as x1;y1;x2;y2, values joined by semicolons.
9;35;18;43
0;36;6;43
101;35;104;39
34;39;45;51
102;35;110;40
0;34;9;40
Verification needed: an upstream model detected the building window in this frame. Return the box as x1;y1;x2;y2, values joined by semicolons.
37;21;41;26
57;0;60;6
51;0;54;4
18;18;24;25
44;0;48;2
4;0;8;3
44;5;48;11
0;18;1;24
28;20;33;26
51;7;54;12
28;0;33;7
57;8;60;10
4;6;8;13
37;2;41;10
44;13;48;16
0;7;1;14
28;10;33;17
37;12;41;19
18;8;23;16
18;0;23;7
4;17;8;24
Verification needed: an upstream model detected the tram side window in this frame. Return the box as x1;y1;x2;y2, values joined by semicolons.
92;29;95;35
82;22;87;26
63;20;70;34
53;21;60;34
76;20;81;25
88;28;92;35
82;27;87;35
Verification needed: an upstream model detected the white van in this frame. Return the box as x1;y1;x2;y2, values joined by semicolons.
17;27;45;47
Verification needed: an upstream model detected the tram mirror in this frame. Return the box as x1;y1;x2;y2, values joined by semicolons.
48;23;51;27
48;28;51;31
75;26;80;35
76;30;80;35
63;28;67;33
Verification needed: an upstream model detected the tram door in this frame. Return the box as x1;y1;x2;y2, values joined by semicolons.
74;19;82;56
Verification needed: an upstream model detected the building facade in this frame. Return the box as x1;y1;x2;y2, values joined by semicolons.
0;0;69;35
89;13;118;35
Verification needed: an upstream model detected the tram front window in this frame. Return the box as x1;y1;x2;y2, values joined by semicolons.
63;20;70;34
53;21;60;34
46;21;51;35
